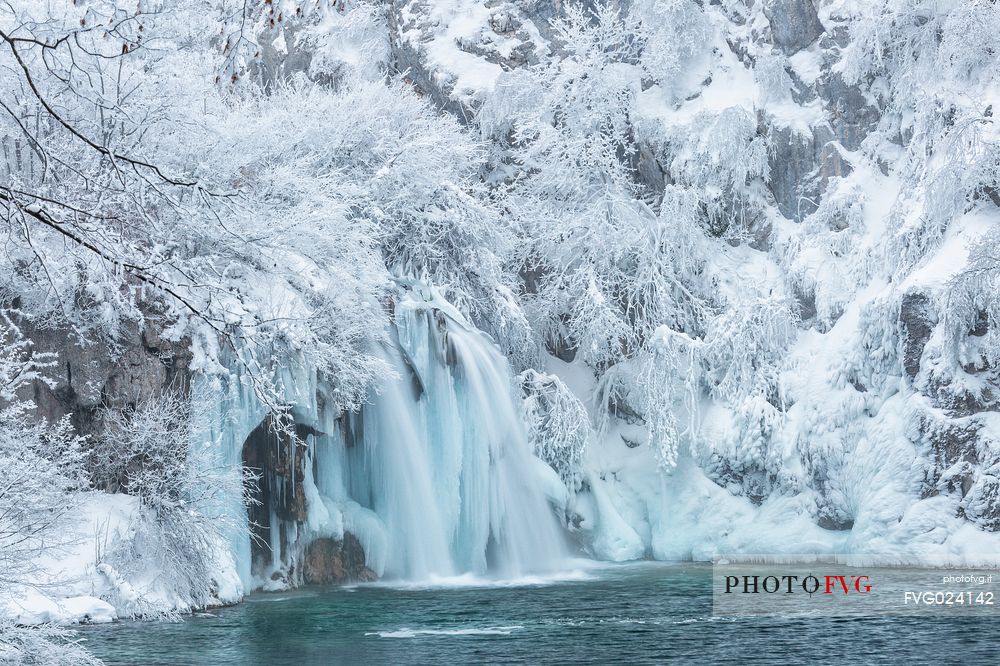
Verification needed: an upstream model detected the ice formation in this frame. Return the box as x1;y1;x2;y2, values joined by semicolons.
224;285;567;587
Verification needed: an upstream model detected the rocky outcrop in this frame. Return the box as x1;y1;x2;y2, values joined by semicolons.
900;292;935;380
814;71;880;152
20;316;191;436
242;415;319;575
763;0;825;55
768;123;851;221
303;534;377;584
963;475;1000;531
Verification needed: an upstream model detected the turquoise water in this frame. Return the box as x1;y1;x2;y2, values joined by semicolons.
81;563;993;665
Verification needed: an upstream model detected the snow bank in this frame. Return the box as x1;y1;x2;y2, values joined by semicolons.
9;491;243;626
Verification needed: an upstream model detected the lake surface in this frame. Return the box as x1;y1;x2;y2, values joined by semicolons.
80;562;994;665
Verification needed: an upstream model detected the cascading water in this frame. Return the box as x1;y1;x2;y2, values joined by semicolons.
308;286;568;580
219;284;569;586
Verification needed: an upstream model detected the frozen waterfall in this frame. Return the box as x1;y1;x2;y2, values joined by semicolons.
212;285;569;586
310;287;568;580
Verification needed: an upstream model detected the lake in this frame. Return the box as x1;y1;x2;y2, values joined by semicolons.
80;562;994;664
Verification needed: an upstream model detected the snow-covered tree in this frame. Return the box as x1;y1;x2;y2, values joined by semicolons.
0;321;86;588
480;4;715;371
844;0;1000;275
521;370;590;488
0;322;95;662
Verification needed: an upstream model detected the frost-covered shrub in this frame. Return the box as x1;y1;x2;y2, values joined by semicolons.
843;0;1000;112
637;0;711;98
962;472;1000;531
943;236;1000;373
878;117;1000;279
0;623;102;666
844;0;1000;274
519;184;712;369
703;294;797;403
218;77;528;379
631;328;702;470
774;182;870;330
293;1;390;84
91;390;253;618
520;370;590;489
696;295;795;480
479;4;717;371
2;0;523;413
602;289;796;475
0;322;87;586
753;53;795;106
0;323;93;660
653;107;771;235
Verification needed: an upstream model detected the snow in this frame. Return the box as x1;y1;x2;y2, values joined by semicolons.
4;494;132;625
8;5;1000;652
5;592;116;626
902;212;994;291
634;37;756;129
398;0;535;104
5;489;244;626
788;47;824;85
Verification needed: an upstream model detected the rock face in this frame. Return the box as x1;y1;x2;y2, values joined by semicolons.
900;292;934;380
768;124;851;222
21;317;191;436
963;475;1000;531
763;0;825;55
815;71;880;152
303;534;377;584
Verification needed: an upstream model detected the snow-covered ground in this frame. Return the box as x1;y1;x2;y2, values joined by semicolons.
5;492;241;626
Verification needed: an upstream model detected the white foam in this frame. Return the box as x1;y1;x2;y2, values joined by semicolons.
364;568;595;590
366;626;524;638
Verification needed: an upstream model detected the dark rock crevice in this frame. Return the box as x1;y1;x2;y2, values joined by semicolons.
241;414;378;586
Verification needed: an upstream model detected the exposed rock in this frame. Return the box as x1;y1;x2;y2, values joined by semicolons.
763;0;825;55
816;512;855;531
303;534;377;584
932;381;997;417
962;474;1000;531
920;419;979;498
703;454;786;507
768;122;853;222
19;317;191;436
768;125;820;221
249;23;314;89
635;141;667;201
102;346;170;408
970;310;990;337
900;292;935;379
918;413;1000;530
490;9;515;34
386;0;471;120
608;394;644;425
242;415;318;574
546;335;578;363
815;72;880;151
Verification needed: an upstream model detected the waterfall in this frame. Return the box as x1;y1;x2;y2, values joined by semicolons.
309;286;568;580
208;284;568;586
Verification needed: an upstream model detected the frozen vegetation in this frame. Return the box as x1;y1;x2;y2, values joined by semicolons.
2;0;1000;660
